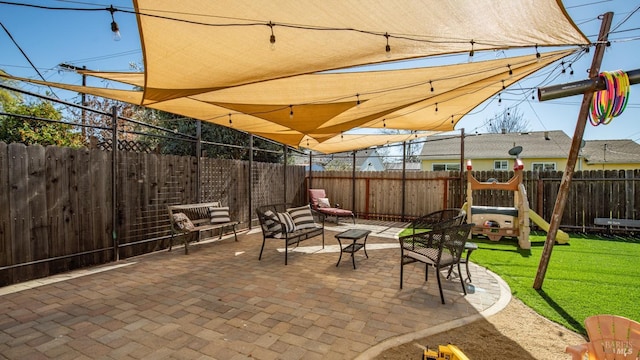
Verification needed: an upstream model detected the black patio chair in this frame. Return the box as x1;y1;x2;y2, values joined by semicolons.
408;208;466;236
399;223;474;304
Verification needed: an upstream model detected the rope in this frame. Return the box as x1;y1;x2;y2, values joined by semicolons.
589;70;630;126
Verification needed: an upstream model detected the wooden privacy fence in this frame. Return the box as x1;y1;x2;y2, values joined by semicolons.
1;142;638;286
0;142;306;286
310;169;639;229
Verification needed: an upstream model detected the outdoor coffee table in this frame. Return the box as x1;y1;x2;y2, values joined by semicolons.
334;229;371;269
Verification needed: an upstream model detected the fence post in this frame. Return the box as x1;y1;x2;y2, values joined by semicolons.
308;151;313;189
401;141;406;221
111;106;119;262
352;151;356;214
283;145;288;203
248;134;253;229
196;121;201;202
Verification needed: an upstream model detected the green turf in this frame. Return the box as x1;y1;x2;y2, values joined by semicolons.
399;229;640;335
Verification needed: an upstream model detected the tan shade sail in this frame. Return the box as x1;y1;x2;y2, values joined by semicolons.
2;49;576;153
302;132;435;154
4;1;589;153
133;0;587;97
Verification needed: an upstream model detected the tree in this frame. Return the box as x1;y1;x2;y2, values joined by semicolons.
484;107;529;133
131;106;282;162
0;74;83;147
375;129;423;163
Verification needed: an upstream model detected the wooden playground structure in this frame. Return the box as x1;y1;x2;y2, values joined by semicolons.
464;158;569;249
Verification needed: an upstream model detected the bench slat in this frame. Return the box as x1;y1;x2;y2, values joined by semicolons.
594;218;640;228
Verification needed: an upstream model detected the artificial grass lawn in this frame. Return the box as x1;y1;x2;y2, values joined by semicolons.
469;232;640;335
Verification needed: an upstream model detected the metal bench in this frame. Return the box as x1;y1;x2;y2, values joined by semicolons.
594;217;640;233
167;202;239;254
256;203;325;265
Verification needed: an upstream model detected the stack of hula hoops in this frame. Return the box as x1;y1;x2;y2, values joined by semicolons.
589;70;630;126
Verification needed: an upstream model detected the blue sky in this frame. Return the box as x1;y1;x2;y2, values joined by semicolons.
1;0;639;144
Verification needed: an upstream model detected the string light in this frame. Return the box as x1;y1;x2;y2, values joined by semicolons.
384;32;391;57
435;102;438;112
429;80;434;92
109;5;121;41
501;80;505;90
498;93;502;105
268;21;276;50
289;105;293;119
507;64;512;76
468;40;475;62
383;119;386;127
535;44;540;62
531;90;535;100
450;115;454;124
568;63;574;75
561;61;566;74
356;94;361;107
228;113;232;126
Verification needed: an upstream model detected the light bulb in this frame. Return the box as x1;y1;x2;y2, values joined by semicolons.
111;22;121;41
109;6;121;41
384;32;391;58
269;22;276;51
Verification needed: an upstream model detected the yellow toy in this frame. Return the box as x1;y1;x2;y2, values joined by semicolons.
423;344;469;360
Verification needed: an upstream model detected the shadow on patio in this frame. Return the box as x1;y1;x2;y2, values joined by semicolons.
0;221;508;359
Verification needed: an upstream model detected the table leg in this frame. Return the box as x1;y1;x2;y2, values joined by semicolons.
351;239;357;270
336;238;343;267
464;248;474;282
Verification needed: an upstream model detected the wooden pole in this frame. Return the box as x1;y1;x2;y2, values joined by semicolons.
533;12;613;289
111;106;119;262
459;128;465;207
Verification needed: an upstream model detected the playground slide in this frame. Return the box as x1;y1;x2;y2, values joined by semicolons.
528;209;569;244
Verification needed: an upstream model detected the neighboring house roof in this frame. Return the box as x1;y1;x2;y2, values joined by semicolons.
386;163;421;171
325;149;386;170
581;140;640;164
420;130;572;160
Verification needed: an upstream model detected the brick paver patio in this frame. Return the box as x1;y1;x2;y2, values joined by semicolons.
0;224;508;359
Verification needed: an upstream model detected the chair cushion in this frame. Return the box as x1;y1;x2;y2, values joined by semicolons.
173;213;195;231
317;197;331;208
209;206;231;224
287;205;317;230
263;210;283;238
277;212;296;233
318;208;353;216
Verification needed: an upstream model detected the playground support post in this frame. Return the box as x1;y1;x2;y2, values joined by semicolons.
533;12;613;290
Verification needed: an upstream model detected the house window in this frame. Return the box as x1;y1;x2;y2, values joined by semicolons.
494;160;509;170
532;162;556;171
432;163;460;171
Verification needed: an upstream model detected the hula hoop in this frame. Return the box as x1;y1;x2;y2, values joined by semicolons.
589;70;630;126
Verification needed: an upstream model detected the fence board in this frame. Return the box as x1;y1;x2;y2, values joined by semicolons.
8;143;32;282
0;143;13;285
27;145;49;279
